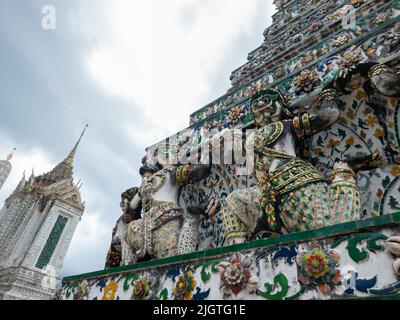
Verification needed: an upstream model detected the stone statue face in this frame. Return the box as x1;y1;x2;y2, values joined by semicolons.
252;98;282;127
251;92;285;127
120;197;129;212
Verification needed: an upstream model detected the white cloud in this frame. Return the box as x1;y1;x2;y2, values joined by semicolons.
0;132;56;203
85;0;268;142
62;211;111;276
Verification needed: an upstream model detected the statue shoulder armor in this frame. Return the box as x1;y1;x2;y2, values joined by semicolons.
253;121;285;153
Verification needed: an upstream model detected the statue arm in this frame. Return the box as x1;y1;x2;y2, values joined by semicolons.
129;192;141;211
173;164;211;185
292;89;340;139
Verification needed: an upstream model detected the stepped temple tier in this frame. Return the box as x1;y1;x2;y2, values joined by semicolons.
60;0;400;300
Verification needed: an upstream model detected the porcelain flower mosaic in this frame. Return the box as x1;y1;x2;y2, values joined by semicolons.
131;276;151;300
218;253;257;298
173;272;197;300
296;244;342;294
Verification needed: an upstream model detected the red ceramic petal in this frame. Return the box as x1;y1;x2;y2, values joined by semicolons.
242;257;253;268
231;252;241;262
310;243;322;250
318;284;331;295
332;270;342;284
231;284;242;295
298;274;310;285
328;250;341;263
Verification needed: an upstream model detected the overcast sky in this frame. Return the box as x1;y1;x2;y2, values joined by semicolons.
0;0;275;277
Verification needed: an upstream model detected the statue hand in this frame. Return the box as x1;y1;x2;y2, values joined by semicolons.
345;151;386;173
370;64;400;97
315;89;340;131
368;151;386;169
205;197;221;218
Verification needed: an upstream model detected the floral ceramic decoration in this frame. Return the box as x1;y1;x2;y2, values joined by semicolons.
296;244;342;294
102;280;119;300
131;276;151;300
73;280;90;300
294;69;320;95
301;52;318;66
332;34;352;49
16;0;400;302
317;58;340;85
379;23;400;50
173;272;197;300
337;48;365;77
218;253;258;298
386;236;400;276
373;13;388;27
228;106;244;125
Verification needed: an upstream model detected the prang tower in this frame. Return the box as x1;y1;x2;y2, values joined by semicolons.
0;127;87;300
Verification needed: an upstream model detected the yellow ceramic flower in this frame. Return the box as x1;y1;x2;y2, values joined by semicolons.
173;272;197;300
345;137;355;146
304;252;330;279
366;115;378;127
102;280;118;300
355;90;366;100
391;166;400;177
374;129;385;139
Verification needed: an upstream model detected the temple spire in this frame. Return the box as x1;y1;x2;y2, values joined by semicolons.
65;124;88;166
6;148;16;161
36;124;88;183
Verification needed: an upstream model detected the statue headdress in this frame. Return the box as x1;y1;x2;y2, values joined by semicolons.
250;88;293;120
121;187;139;202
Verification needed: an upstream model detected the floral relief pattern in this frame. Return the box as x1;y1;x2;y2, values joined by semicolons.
131;276;151;300
173;272;197;300
189;0;397;125
218;253;258;298
296;244;342;294
101;280;119;300
61;226;400;300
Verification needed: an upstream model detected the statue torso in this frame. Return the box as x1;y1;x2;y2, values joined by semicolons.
250;121;297;180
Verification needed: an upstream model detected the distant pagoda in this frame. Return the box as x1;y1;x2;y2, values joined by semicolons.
0;149;15;192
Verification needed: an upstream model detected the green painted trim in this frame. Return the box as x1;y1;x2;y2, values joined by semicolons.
36;215;68;269
63;212;400;283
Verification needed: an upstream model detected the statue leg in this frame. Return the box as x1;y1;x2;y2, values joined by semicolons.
328;162;361;224
120;235;136;266
176;214;201;255
278;182;331;233
221;186;261;245
152;219;181;259
122;219;145;265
